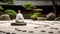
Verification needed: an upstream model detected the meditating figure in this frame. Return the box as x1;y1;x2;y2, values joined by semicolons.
16;10;24;23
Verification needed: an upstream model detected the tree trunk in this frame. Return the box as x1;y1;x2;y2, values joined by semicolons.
52;0;57;16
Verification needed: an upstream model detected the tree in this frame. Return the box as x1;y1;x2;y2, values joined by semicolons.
52;0;57;16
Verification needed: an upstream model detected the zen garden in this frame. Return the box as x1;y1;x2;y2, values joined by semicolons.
0;0;60;34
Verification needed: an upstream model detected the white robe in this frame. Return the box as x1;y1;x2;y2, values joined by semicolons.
16;13;24;22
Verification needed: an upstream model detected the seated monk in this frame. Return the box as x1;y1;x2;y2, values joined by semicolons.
16;10;24;23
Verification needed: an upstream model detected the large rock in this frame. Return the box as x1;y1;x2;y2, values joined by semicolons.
0;14;10;20
46;12;56;20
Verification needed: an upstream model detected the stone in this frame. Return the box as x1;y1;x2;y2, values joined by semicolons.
34;27;38;29
0;14;10;20
0;31;2;32
16;30;21;31
22;30;26;32
29;31;34;33
6;32;10;34
12;33;16;34
41;30;46;32
15;28;18;30
46;12;56;20
3;31;6;33
15;28;21;31
58;31;60;33
18;30;21;31
11;22;26;26
50;27;58;30
54;28;58;30
48;31;54;33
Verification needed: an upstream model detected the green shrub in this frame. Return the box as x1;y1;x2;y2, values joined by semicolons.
57;17;60;19
22;2;35;10
3;0;15;5
55;17;60;20
30;9;43;19
0;12;3;16
4;9;17;19
0;6;4;11
31;13;39;19
34;9;43;12
0;6;4;16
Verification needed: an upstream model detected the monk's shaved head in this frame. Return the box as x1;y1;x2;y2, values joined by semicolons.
18;10;21;13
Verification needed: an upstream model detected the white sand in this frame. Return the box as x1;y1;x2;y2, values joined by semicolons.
0;19;60;34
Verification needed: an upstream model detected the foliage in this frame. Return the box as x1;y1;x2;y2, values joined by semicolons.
4;9;17;19
31;13;39;19
0;0;15;2
57;17;60;19
22;2;43;19
0;0;7;2
22;2;35;10
31;9;43;19
0;12;3;16
34;9;43;12
0;6;4;11
55;17;60;20
0;0;15;5
6;0;15;5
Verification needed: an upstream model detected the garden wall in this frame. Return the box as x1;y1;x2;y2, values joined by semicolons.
0;5;60;19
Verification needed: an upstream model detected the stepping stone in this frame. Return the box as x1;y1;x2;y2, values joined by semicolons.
0;31;2;32
41;30;46;32
34;27;38;28
29;31;34;33
22;30;26;32
54;28;58;30
50;27;54;29
15;28;18;30
3;31;6;33
15;28;21;31
18;30;21;31
50;27;59;30
12;33;16;34
44;25;49;27
58;31;60;33
48;31;54;33
6;32;10;34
